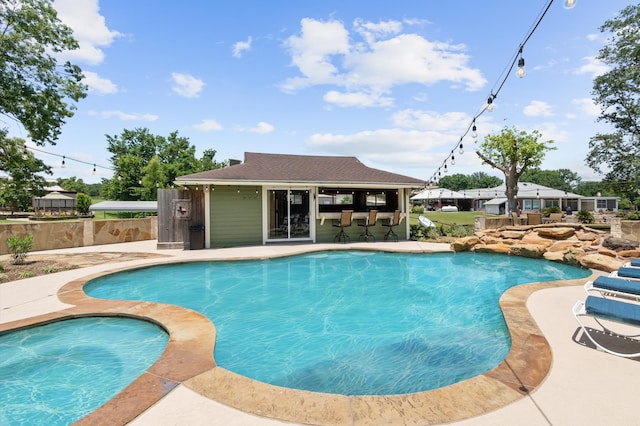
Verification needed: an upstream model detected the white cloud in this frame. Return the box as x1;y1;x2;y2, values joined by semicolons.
572;98;601;117
194;119;223;132
53;0;122;65
280;18;486;99
392;109;471;131
83;71;118;94
281;18;350;92
323;90;393;108
232;36;253;58
249;122;275;134
523;100;554;117
89;110;158;121
171;72;205;98
573;56;609;78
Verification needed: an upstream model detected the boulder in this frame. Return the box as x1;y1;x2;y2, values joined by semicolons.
575;230;600;242
618;249;640;259
562;247;587;266
474;243;511;254
521;233;554;248
509;244;545;258
597;247;618;258
450;236;481;252
498;230;526;240
602;237;639;251
536;227;576;239
547;241;582;252
543;251;565;262
579;253;624;272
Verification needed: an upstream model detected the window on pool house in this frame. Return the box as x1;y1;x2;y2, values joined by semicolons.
318;188;398;213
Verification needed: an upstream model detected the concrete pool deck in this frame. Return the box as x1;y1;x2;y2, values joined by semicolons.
1;240;639;425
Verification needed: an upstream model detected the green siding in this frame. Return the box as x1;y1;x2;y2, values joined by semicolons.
315;219;406;243
209;187;262;248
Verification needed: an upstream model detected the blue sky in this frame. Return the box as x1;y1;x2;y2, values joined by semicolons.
8;0;633;184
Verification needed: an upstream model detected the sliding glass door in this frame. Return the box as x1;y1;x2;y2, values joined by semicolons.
268;189;311;240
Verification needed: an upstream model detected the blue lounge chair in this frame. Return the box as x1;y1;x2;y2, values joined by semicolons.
585;275;640;300
573;296;640;357
631;259;640;267
613;267;640;280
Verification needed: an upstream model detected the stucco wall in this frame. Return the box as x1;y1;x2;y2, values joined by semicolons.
0;217;157;255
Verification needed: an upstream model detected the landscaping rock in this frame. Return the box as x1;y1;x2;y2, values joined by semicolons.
474;243;510;254
450;236;481;252
602;237;639;251
536;227;576;239
579;253;624;272
509;244;545;258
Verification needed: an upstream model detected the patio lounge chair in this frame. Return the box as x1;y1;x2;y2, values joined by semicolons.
612;267;640;280
584;275;640;300
358;210;378;242
333;210;353;243
546;212;563;223
623;258;640;268
573;296;640;357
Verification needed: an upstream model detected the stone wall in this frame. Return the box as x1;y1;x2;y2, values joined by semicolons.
0;217;157;255
452;222;640;272
610;217;640;242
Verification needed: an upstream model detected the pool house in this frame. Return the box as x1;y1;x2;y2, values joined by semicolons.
162;152;425;249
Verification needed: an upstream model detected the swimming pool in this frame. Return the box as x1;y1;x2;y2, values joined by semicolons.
85;251;590;396
0;317;168;425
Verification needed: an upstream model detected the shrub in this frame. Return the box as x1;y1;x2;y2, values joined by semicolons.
410;206;425;214
542;206;561;217
576;210;595;224
7;234;34;265
76;193;92;215
43;264;61;274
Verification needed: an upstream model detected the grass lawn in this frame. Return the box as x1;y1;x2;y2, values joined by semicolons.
409;211;485;226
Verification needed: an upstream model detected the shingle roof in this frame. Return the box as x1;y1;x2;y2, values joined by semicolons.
176;152;425;186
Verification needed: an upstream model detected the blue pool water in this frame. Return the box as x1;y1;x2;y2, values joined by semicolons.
0;317;168;425
85;251;590;395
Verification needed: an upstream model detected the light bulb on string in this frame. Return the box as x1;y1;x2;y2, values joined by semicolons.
443;163;448;173
472;121;477;139
450;154;455;165
563;0;576;9
486;95;494;112
516;46;525;78
459;143;464;155
92;164;96;174
61;156;65;168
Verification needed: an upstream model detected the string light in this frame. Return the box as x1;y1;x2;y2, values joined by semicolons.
61;156;65;168
427;0;572;184
26;146;113;172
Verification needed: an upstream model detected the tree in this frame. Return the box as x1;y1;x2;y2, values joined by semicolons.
0;130;50;212
468;171;502;189
0;0;87;145
103;128;227;200
437;174;470;191
519;168;581;192
476;126;554;215
586;4;640;201
57;176;89;194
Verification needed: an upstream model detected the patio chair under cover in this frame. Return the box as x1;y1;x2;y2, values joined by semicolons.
573;296;640;358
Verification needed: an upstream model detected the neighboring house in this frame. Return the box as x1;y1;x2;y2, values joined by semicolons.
411;182;619;214
165;152;425;249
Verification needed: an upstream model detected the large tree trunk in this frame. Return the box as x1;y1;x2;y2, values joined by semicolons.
504;167;519;215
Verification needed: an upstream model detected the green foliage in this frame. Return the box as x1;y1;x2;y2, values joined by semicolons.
437;172;501;191
0;131;50;211
519;168;580;192
43;264;60;274
618;197;634;210
577;210;595;224
103;128;226;200
7;234;34;265
0;0;87;145
625;212;640;220
476;126;555;216
57;176;89;194
573;181;612;197
410;206;424;214
75;192;92;214
586;4;640;202
410;221;473;241
542;206;561;217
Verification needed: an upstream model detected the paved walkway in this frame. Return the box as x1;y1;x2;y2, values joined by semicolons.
2;240;640;425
